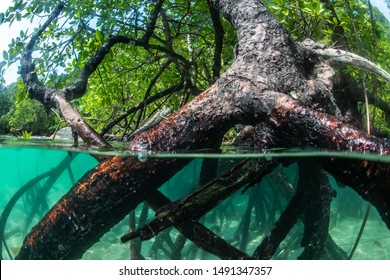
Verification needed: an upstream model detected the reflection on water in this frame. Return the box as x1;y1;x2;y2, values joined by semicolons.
0;136;389;260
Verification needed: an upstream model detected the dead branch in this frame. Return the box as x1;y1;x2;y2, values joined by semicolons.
301;39;390;84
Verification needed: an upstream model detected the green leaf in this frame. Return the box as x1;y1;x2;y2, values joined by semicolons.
302;7;313;14
270;5;281;11
0;13;4;24
95;29;104;43
16;12;21;21
2;51;8;60
22;130;32;139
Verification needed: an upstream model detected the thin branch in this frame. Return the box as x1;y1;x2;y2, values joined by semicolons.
65;0;167;100
145;42;191;68
206;0;225;81
145;59;173;100
135;58;173;128
66;34;189;101
141;0;165;44
99;81;184;135
160;9;173;49
115;17;166;45
66;35;131;100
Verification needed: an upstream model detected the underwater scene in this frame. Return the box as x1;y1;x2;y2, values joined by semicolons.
0;136;389;260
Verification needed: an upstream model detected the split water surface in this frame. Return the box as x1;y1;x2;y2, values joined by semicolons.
0;136;389;260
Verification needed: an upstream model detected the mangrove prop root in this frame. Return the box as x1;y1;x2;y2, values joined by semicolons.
16;157;190;259
143;189;249;260
171;234;187;260
121;158;276;242
128;211;144;260
348;204;371;260
252;161;312;259
238;189;256;252
268;104;390;228
298;162;335;260
0;153;76;260
253;160;334;260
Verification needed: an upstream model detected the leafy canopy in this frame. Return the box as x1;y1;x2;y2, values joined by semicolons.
2;0;236;136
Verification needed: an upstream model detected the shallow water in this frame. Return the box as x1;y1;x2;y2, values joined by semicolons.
0;136;389;260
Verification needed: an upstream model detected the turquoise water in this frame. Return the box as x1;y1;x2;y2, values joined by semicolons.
0;136;389;260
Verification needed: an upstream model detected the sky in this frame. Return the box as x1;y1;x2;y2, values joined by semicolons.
372;0;390;19
0;0;26;85
0;0;389;85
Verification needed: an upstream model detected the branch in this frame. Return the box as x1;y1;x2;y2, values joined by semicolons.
139;59;173;105
99;81;184;135
160;9;173;49
20;3;110;147
301;39;390;84
133;59;173;130
144;189;250;259
67;37;190;102
66;35;131;100
20;3;64;80
64;0;167;100
141;0;165;44
144;42;191;68
129;107;172;137
267;100;390;228
120;158;276;242
66;0;166;100
206;0;224;81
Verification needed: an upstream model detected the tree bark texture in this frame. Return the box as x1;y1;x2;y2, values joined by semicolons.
15;0;390;259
